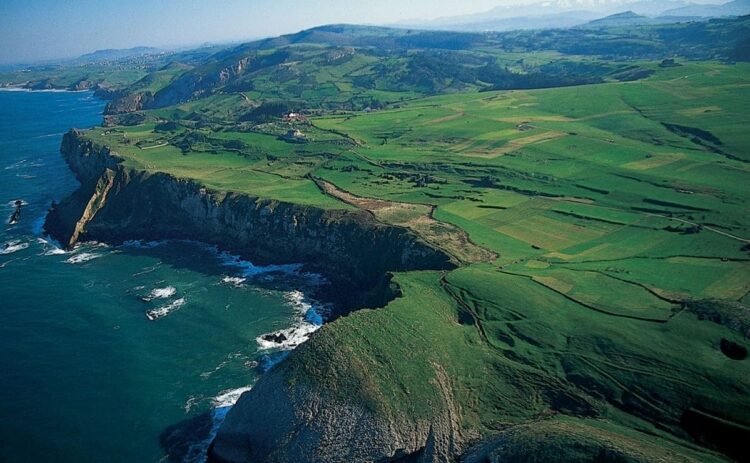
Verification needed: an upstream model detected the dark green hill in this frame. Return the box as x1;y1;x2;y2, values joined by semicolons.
99;16;750;117
582;11;655;28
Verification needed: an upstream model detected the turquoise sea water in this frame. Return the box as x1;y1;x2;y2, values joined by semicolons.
0;90;323;462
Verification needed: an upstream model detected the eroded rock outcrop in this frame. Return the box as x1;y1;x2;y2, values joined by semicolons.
149;56;252;108
209;351;464;463
104;91;154;114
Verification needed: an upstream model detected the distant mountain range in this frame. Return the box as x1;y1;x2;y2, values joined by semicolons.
660;0;750;16
400;0;749;31
75;46;163;63
581;10;658;27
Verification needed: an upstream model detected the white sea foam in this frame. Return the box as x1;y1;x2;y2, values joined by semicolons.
6;199;27;207
36;237;68;255
120;239;321;282
145;298;186;321
212;386;253;409
208;385;254;441
255;322;321;351
221;276;246;287
183;395;201;414
218;249;302;277
44;245;67;255
65;252;102;264
4;160;26;170
1;239;29;255
200;351;249;380
35;132;64;139
0;87;83;93
181;384;255;463
142;286;177;302
256;290;326;351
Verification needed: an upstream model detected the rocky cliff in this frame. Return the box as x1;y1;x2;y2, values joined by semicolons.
103;91;154;114
209;349;464;463
45;129;467;462
104;56;253;115
45;129;454;310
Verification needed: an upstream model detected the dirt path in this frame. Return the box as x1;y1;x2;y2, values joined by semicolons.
643;212;750;243
139;142;169;150
313;178;497;264
427;111;464;125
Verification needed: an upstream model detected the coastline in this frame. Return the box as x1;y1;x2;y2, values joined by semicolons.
1;90;368;462
45;129;455;313
43;128;459;461
0;86;89;93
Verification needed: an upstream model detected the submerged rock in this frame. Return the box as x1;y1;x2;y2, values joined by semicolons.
8;199;22;224
261;333;288;344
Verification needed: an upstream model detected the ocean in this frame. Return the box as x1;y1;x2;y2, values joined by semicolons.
0;90;323;462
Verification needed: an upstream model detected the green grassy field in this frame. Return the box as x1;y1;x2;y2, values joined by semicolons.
76;56;750;460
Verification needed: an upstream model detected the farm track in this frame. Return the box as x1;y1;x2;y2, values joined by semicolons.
312;177;497;264
495;269;672;323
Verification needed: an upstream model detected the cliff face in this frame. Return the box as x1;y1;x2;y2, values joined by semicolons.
104;56;254;115
46;129;454;302
104;91;154;115
149;56;253;108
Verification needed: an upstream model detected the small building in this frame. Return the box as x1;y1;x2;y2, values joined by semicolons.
283;112;308;123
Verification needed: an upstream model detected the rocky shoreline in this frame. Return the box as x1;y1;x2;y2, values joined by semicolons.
44;129;455;313
44;129;464;462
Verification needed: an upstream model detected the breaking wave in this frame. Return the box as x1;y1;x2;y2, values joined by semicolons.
65;252;102;264
145;298;186;321
142;286;177;302
1;239;29;255
256;290;327;351
218;249;302;277
221;276;246;287
180;385;255;463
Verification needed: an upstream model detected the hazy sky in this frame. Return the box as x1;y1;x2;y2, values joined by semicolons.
0;0;510;64
0;0;728;64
